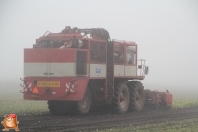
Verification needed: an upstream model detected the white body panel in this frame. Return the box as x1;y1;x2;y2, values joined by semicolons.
24;63;136;77
114;65;124;76
24;63;48;76
50;63;76;76
24;63;88;77
125;66;136;76
90;64;106;77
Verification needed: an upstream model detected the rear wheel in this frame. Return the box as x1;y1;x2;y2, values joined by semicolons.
48;100;71;116
48;89;91;115
76;88;91;114
112;82;129;113
128;81;145;112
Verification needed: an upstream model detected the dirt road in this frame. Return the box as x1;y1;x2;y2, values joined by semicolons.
1;107;198;132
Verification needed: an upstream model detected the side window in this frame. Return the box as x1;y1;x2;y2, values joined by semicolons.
114;45;124;64
76;51;87;75
126;46;136;65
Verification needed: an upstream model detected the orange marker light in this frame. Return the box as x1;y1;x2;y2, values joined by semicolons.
32;87;38;94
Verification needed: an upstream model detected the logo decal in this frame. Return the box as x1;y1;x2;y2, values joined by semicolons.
96;68;101;73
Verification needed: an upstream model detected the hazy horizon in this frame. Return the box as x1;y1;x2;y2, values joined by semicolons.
0;0;198;90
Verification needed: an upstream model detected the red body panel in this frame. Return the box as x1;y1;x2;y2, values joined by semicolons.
165;93;172;106
23;36;146;101
23;77;89;101
24;48;76;63
23;47;90;101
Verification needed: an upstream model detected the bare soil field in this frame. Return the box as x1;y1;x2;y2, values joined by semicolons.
1;107;198;132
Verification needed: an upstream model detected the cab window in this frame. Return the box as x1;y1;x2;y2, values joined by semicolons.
126;46;136;65
114;45;124;64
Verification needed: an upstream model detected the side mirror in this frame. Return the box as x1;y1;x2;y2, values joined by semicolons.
144;66;149;75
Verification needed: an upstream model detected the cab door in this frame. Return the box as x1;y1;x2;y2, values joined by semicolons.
113;43;124;76
124;46;137;76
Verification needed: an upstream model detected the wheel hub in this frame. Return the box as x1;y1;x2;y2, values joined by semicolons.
81;96;88;108
120;93;125;102
120;90;127;108
136;90;143;106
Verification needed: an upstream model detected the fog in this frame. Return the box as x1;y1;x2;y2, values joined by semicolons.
0;0;198;92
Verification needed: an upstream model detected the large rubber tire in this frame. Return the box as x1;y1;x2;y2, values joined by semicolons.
128;81;145;112
112;82;130;114
76;88;91;114
48;100;70;116
90;99;105;113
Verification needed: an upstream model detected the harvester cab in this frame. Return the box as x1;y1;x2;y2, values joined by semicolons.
20;26;172;115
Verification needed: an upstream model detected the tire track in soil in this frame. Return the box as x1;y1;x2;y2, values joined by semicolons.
1;107;198;132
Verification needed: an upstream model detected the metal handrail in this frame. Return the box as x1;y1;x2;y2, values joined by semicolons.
112;39;135;44
137;59;146;76
43;31;51;37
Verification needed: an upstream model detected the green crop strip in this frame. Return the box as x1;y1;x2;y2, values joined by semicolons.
172;99;198;109
1;94;198;116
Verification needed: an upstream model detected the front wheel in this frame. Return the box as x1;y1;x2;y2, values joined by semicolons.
128;81;145;112
112;82;130;113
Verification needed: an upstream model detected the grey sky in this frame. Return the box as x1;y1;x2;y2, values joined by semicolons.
0;0;198;89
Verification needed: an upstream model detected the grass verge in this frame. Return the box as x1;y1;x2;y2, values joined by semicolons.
0;94;48;116
95;118;198;132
